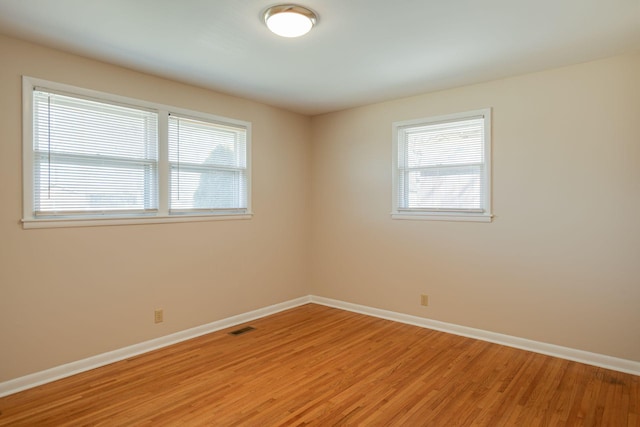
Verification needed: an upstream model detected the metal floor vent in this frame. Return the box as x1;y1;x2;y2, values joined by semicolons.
228;326;256;336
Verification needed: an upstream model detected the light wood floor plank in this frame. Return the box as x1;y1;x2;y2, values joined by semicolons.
0;304;638;426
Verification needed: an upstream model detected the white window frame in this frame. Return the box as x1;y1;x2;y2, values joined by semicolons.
392;108;492;222
22;76;252;229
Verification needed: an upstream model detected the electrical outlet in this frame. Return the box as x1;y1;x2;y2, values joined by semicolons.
421;294;429;306
154;309;163;323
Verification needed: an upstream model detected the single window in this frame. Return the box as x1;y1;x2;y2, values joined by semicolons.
392;109;492;222
31;89;159;217
23;77;252;228
168;115;248;214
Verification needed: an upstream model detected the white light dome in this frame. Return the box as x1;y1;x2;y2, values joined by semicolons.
264;5;317;38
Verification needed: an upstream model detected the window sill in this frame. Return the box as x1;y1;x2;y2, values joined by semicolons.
391;212;493;223
22;213;253;229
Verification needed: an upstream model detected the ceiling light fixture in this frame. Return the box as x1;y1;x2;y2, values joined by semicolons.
263;4;317;38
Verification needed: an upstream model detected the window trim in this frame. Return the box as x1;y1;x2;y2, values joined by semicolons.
391;108;492;223
22;76;252;229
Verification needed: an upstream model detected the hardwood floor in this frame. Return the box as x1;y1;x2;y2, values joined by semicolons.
0;304;638;426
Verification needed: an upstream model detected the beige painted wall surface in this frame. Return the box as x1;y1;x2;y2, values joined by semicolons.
0;35;311;382
310;53;640;362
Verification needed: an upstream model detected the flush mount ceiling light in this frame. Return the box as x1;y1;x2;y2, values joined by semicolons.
263;4;317;38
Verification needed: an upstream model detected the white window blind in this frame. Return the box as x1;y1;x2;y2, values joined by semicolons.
393;109;491;221
32;89;158;217
168;115;248;214
24;77;252;228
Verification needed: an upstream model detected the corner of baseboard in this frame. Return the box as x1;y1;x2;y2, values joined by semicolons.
2;294;636;398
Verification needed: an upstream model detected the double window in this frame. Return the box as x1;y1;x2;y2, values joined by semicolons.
392;109;492;222
23;77;251;228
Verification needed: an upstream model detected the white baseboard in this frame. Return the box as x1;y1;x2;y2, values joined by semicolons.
0;296;311;398
310;295;640;377
2;294;638;398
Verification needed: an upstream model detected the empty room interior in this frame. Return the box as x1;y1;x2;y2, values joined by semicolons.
0;1;639;425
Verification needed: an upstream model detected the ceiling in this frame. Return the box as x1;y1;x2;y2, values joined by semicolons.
0;0;638;116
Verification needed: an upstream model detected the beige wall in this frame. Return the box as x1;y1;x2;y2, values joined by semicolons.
1;33;639;384
0;35;311;382
310;53;640;362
